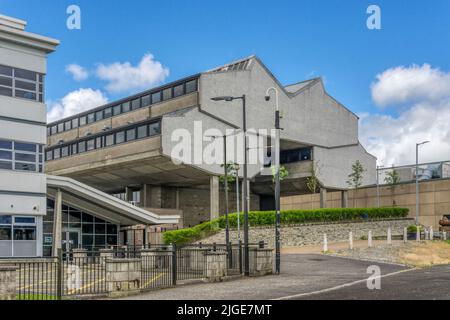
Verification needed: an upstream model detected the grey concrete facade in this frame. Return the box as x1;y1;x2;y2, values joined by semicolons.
45;55;376;228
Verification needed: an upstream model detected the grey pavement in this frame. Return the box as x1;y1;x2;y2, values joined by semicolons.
299;264;450;300
121;254;408;300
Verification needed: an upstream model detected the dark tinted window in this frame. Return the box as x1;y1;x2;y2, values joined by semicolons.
14;68;36;81
15;80;36;91
0;140;12;149
15;90;36;100
151;92;161;104
149;122;161;135
137;125;147;138
126;128;136;141
87;139;95;151
64;121;71;131
174;84;184;97
104;107;112;118
0;161;12;170
141;95;150;107
15;142;36;152
15;153;36;162
78;141;86;153
115;131;125;144
131;98;141;110
15;162;36;171
0;65;12;76
72;118;79;128
162;88;172;101
0;76;12;86
113;105;121;116
79;116;87;126
0;87;12;97
87;113;95;124
96;110;103;121
122;101;130;113
0;150;12;160
185;80;197;93
105;134;114;146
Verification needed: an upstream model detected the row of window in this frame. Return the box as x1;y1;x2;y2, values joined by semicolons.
46;121;161;161
48;78;198;136
0;64;44;102
0;216;36;241
0;140;44;173
280;147;312;164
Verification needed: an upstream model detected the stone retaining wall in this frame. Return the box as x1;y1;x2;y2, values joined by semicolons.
200;219;413;247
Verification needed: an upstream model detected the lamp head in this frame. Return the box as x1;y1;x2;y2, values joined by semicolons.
265;95;270;101
211;96;234;102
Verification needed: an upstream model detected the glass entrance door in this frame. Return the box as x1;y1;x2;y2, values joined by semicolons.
62;229;80;252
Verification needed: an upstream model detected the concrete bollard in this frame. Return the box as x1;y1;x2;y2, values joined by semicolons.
323;234;328;253
403;227;408;243
387;227;392;245
425;229;429;240
443;232;447;241
349;232;353;250
416;228;420;242
430;227;434;240
368;230;373;248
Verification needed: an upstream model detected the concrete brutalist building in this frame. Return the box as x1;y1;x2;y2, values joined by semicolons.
45;56;376;228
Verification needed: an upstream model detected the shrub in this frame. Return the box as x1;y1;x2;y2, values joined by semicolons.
163;207;409;244
407;225;423;233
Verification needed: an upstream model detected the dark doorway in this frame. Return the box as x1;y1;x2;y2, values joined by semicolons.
260;195;275;211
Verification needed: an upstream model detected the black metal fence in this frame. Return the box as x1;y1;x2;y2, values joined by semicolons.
0;242;255;300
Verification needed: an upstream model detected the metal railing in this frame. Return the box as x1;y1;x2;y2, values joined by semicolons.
0;242;251;300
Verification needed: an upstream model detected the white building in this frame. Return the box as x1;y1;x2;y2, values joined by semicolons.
0;15;59;257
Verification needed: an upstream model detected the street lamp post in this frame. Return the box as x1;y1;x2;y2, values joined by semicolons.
416;141;430;224
265;87;281;275
211;95;250;276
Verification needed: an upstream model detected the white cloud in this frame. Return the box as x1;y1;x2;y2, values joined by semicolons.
371;64;450;107
47;88;108;123
66;63;89;81
95;53;169;94
360;64;450;166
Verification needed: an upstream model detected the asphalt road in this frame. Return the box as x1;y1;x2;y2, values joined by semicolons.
122;254;409;300
298;264;450;300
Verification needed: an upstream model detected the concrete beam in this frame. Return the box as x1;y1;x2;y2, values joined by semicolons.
210;176;220;220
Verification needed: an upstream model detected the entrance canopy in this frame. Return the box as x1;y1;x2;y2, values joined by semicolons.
47;175;179;226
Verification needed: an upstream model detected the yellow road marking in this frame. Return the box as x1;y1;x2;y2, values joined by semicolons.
143;272;165;287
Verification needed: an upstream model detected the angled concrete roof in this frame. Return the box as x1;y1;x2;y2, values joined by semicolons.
46;175;180;225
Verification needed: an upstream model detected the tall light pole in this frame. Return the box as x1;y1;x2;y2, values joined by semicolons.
211;95;250;276
376;165;384;208
416;141;430;224
265;87;281;275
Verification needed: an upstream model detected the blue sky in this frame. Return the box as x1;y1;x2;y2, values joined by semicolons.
2;0;450;165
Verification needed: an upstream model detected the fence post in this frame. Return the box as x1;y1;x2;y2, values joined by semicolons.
322;234;328;253
238;240;243;275
443;232;447;241
172;244;177;286
387;227;392;245
429;227;434;240
403;227;407;243
57;248;63;300
349;232;353;250
416;227;420;242
227;242;232;269
368;231;373;248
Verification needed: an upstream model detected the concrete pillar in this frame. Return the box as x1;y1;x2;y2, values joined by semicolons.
144;225;150;247
99;248;115;266
106;258;141;297
341;190;348;208
72;248;88;265
142;184;162;208
320;188;327;208
210;176;220;220
125;187;134;203
248;247;274;276
52;189;62;257
205;251;227;282
0;265;17;300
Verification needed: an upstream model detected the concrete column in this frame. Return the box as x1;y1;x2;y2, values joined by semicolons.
144;225;150;247
52;189;62;257
106;258;141;297
142;184;162;208
125;187;134;203
341;190;348;208
0;265;17;300
210;176;220;220
320;188;327;208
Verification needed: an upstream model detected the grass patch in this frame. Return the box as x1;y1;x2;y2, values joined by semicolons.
163;207;409;245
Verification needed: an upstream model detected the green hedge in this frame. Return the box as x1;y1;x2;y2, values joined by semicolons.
163;207;409;245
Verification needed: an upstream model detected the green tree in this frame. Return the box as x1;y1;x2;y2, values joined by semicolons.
271;165;289;183
384;169;401;185
306;161;321;194
219;162;237;190
347;160;366;207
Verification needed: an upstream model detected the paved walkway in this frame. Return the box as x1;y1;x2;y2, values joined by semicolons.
281;240;404;254
120;254;408;300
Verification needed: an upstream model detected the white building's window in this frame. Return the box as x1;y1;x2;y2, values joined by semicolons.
0;64;44;102
0;140;44;173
